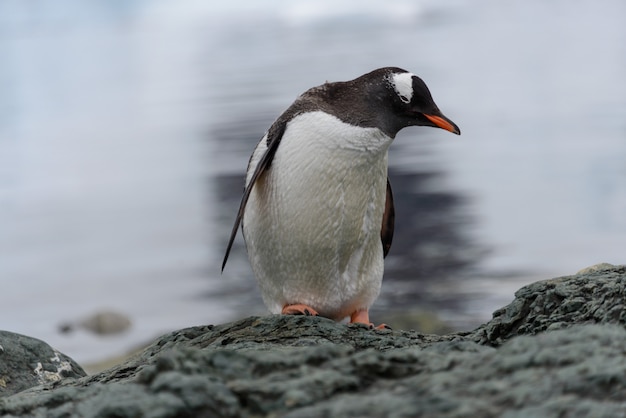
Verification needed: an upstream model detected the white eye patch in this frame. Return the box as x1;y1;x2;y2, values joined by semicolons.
390;72;415;103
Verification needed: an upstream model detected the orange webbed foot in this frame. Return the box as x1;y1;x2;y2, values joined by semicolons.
350;309;392;330
282;304;319;317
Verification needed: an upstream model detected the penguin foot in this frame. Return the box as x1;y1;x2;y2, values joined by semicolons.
350;310;391;330
282;304;319;317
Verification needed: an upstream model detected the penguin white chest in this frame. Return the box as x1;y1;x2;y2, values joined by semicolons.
243;111;394;320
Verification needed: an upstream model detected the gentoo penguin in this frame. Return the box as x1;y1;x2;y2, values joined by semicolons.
222;67;460;328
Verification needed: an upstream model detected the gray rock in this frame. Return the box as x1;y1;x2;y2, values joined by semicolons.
473;263;626;346
290;324;626;418
59;310;132;336
0;331;86;397
1;263;625;417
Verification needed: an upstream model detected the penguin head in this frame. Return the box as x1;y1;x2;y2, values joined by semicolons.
362;67;461;137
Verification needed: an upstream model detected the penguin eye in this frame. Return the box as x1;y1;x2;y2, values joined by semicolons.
398;95;410;104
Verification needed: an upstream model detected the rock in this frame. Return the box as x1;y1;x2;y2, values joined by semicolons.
473;263;626;346
59;310;132;335
0;331;86;397
288;324;626;418
0;263;625;417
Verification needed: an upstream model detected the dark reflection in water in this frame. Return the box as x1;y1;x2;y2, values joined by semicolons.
380;168;486;304
385;168;482;282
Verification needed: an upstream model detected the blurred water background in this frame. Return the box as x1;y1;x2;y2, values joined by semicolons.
0;0;624;365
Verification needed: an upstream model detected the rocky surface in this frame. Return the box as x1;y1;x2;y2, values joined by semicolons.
472;262;626;346
0;331;86;397
1;263;625;417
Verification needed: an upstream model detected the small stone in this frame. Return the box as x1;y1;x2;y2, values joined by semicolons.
59;310;132;336
576;262;622;275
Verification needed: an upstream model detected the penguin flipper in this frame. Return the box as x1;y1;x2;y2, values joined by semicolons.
381;178;395;258
221;121;287;272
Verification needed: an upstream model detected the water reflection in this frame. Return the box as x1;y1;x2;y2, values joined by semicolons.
384;168;483;283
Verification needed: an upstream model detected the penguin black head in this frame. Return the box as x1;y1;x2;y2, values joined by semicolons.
352;67;461;137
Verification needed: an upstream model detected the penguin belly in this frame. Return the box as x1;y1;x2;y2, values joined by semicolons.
242;112;394;320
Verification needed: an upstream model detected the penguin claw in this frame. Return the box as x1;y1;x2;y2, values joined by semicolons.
361;323;391;330
282;304;319;317
350;310;391;330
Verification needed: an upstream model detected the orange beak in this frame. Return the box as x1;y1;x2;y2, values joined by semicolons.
424;114;461;135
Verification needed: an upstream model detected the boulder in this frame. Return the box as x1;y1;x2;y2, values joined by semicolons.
1;263;625;417
473;263;626;346
0;331;86;397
